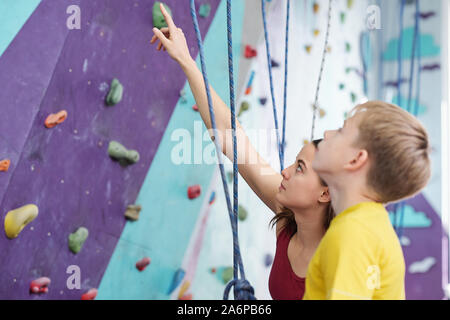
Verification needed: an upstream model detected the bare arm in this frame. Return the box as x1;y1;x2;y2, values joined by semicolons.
151;3;283;214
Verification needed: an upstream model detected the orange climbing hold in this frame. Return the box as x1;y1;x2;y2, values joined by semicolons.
45;110;67;128
30;277;50;294
0;159;10;172
81;288;98;300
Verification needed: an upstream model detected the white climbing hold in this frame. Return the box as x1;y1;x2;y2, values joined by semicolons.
408;257;436;274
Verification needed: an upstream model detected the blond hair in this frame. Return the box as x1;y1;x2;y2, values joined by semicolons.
350;101;431;203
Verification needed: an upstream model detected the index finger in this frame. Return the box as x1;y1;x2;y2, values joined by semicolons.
160;3;176;32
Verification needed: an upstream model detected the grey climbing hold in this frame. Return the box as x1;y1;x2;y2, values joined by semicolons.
108;141;140;165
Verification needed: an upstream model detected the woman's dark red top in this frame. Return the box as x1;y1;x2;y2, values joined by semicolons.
268;227;305;300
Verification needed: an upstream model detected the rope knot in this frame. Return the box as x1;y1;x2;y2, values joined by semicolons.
223;279;256;300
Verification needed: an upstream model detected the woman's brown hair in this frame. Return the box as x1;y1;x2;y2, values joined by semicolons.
269;139;335;235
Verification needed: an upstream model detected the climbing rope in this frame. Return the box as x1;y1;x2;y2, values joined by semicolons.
189;0;255;300
261;0;290;171
395;0;421;240
310;0;333;142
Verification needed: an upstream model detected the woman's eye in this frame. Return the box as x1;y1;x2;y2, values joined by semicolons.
296;164;303;172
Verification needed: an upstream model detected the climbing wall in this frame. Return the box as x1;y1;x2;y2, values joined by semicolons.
0;0;222;299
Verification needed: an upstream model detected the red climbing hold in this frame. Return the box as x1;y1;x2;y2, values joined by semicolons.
30;277;50;294
179;293;193;300
188;185;201;199
192;104;199;112
136;257;151;271
244;45;257;58
81;288;98;300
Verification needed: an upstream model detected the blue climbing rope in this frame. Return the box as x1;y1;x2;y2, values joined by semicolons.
189;0;255;300
261;0;289;171
396;0;422;240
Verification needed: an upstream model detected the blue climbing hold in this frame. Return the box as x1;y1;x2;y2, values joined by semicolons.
167;268;185;295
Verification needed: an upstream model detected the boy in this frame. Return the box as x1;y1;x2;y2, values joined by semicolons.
303;101;431;300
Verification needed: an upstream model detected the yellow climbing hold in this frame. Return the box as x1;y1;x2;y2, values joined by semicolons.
313;29;320;37
177;280;190;299
4;204;38;239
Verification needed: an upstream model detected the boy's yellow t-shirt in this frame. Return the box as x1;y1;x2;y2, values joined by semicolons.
303;202;405;300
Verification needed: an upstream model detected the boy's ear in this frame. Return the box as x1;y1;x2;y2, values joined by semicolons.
318;187;331;203
344;149;369;171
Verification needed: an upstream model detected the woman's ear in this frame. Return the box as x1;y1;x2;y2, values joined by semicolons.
318;187;331;203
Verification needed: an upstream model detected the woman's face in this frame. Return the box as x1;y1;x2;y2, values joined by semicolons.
276;142;330;210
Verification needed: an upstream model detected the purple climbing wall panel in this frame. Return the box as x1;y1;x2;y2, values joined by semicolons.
388;193;444;300
0;0;220;299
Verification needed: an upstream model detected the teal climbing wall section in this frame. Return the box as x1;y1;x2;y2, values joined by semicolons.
96;0;245;299
0;0;42;57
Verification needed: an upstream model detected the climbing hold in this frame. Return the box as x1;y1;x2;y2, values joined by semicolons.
339;83;345;90
347;0;354;9
30;277;50;294
350;92;357;103
313;29;320;37
153;2;172;29
136;257;151;271
105;78;123;106
192;104;199;112
244;45;257;58
238;101;250;117
313;2;319;14
326;46;332;53
304;45;312;54
168;268;185;294
0;159;11;172
108;141;140;164
226;171;233;183
303;139;309;146
264;253;273;267
177;280;191;299
238;204;248;221
221;266;233;284
271;59;280;68
68;227;89;254
319;108;326;118
188;185;201;200
44;110;67;128
345;42;351;53
4;204;38;239
259;97;267;106
245;71;255;95
179;293;193;300
180;89;187;104
340;12;346;24
125;204;142;221
208;191;216;205
199;3;211;18
81;288;98;300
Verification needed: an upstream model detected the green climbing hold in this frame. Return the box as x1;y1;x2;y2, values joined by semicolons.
69;227;89;254
339;83;345;90
238;204;248;221
108;141;140;165
345;42;351;53
153;2;172;29
199;3;211;18
222;267;233;284
340;12;346;24
238;101;250;117
350;92;357;103
347;0;354;9
226;171;233;183
106;78;123;106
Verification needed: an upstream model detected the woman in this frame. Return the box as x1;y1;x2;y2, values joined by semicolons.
151;3;334;300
